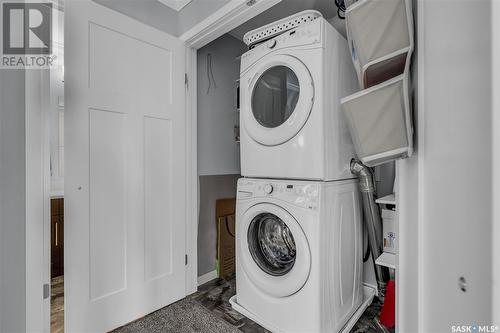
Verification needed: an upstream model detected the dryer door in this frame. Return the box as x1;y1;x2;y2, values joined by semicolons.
243;54;314;146
239;203;311;297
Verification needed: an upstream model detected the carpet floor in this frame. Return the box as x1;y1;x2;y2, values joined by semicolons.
113;275;392;333
51;274;392;333
113;297;241;333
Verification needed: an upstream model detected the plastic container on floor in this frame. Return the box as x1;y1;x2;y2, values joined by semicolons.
382;209;397;255
379;279;396;328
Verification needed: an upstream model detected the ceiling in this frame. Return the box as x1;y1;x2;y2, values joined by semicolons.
229;0;346;41
157;0;193;11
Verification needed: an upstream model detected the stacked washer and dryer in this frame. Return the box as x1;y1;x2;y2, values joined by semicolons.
230;11;375;333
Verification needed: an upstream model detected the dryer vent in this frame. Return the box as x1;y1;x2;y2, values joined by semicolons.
351;159;390;298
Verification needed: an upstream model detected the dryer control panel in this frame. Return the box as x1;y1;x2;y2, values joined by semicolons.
240;18;323;73
237;179;319;210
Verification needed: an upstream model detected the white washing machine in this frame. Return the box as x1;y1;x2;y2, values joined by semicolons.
240;12;358;181
233;178;363;333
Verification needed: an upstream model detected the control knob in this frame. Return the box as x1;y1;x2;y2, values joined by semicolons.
263;184;274;194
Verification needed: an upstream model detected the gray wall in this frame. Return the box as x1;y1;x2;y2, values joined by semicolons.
198;175;239;276
197;34;246;176
374;162;395;198
197;34;244;277
0;70;27;332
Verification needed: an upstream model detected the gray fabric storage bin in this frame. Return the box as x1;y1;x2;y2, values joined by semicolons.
341;74;413;167
346;0;413;88
344;0;359;9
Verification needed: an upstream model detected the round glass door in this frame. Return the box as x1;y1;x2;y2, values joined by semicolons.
251;66;300;129
247;213;296;276
243;54;314;146
239;203;311;297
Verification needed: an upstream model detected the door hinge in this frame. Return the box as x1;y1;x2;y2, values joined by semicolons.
185;73;189;89
185;254;188;266
43;283;50;299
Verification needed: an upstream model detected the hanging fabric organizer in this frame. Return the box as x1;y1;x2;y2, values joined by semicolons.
341;0;414;167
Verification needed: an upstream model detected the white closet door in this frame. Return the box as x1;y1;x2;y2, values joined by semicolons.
65;1;186;331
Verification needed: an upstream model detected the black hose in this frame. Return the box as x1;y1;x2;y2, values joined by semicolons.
334;0;346;19
363;243;371;263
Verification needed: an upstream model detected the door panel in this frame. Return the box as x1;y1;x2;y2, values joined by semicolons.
144;117;173;281
65;1;186;331
89;109;127;301
89;23;173;106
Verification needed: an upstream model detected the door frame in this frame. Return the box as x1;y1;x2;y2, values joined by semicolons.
180;0;281;294
24;2;63;331
25;69;52;333
492;0;500;323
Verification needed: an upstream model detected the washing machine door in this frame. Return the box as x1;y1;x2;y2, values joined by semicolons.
239;203;311;297
243;54;314;146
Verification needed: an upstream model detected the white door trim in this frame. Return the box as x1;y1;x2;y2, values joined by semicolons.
395;0;424;331
492;0;500;324
25;69;51;333
24;3;62;331
182;0;281;295
179;0;281;49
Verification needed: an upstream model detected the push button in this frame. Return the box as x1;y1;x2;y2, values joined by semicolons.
267;39;277;49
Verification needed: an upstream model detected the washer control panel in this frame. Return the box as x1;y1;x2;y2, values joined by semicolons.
238;179;319;210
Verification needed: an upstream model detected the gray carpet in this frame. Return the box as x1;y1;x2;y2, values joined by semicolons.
113;275;392;333
112;297;240;333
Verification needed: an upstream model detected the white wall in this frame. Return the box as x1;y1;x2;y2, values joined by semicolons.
493;0;500;325
93;0;232;38
399;0;493;331
50;14;65;193
397;0;420;330
49;64;64;192
0;70;27;333
197;34;245;176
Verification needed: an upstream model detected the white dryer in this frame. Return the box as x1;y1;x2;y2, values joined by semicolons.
239;12;358;181
233;178;363;333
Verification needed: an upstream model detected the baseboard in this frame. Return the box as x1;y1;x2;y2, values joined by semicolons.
198;269;218;286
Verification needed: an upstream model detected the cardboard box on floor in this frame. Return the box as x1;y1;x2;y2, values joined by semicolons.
216;198;236;278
